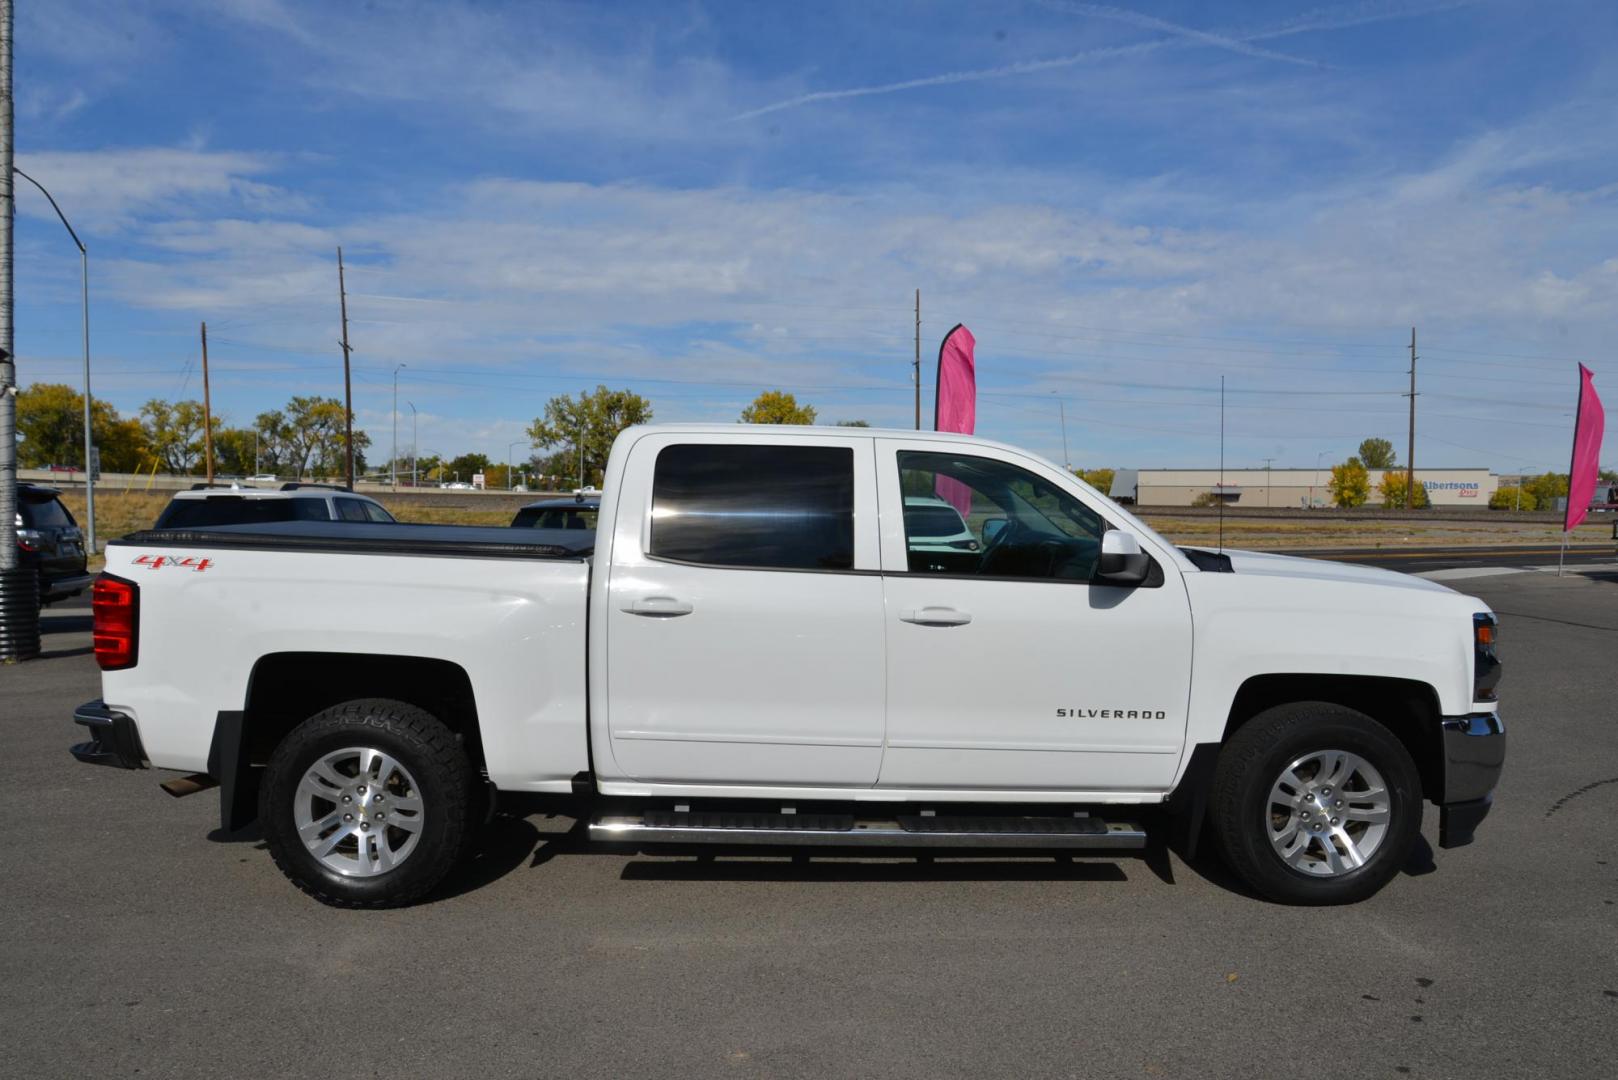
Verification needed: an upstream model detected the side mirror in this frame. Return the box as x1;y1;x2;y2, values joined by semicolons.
1095;530;1150;586
981;517;1008;543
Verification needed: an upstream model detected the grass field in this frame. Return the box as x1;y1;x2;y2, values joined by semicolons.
53;489;1612;571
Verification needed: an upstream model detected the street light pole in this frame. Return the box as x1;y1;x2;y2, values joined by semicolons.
14;167;94;552
1313;450;1327;509
507;439;529;491
408;402;417;488
391;363;406;491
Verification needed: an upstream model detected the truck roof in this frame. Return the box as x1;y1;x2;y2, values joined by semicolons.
626;424;1030;454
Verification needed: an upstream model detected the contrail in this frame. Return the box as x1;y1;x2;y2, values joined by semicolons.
731;40;1167;122
1038;1;1323;67
731;0;1473;121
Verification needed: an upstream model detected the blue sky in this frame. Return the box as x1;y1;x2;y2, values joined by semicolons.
12;0;1617;473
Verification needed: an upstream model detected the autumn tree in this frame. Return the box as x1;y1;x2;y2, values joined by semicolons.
740;390;816;425
1377;471;1429;509
140;398;214;474
1489;486;1535;511
1328;457;1370;508
1357;437;1396;469
1075;467;1115;494
16;383;148;471
527;386;653;488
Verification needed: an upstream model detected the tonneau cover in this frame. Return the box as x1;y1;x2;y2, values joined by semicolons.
115;520;596;559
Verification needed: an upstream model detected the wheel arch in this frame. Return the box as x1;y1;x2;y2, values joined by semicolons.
212;652;484;832
1222;673;1443;801
1171;672;1442;859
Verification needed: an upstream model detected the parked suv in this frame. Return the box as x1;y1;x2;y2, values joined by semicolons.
153;483;397;530
15;484;92;604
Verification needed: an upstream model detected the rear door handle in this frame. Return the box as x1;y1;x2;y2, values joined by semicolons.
624;596;695;617
900;606;972;626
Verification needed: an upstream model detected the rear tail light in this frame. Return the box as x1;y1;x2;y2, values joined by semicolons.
16;528;43;552
93;574;139;671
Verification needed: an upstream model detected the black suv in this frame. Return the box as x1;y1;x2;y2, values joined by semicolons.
15;484;92;605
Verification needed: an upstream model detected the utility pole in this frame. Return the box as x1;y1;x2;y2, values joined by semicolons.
913;289;922;430
337;247;354;489
200;321;214;484
0;0;33;661
577;423;584;489
1405;327;1417;509
1262;457;1275;507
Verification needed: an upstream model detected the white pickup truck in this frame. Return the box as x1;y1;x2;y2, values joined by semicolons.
71;424;1504;907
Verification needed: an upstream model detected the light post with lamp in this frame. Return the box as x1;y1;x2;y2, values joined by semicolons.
13;167;94;551
390;363;406;490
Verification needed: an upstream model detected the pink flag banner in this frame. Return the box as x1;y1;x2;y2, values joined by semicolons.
933;324;977;516
1564;363;1605;532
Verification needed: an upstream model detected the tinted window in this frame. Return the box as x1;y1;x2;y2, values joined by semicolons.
514;507;598;530
361;501;396;523
156;497;330;529
650;444;853;570
904;503;969;539
335;498;370;522
898;451;1105;580
20;496;74;528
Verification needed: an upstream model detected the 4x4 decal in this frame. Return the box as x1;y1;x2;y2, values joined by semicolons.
132;554;213;572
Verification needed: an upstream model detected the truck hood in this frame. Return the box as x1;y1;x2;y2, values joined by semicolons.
1195;547;1457;595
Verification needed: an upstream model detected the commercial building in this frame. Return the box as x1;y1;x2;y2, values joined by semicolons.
1109;467;1497;508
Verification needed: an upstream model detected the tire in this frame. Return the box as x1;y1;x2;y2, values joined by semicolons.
260;698;474;908
1210;702;1422;905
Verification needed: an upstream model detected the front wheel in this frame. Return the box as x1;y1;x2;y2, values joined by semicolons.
260;698;474;908
1210;702;1422;905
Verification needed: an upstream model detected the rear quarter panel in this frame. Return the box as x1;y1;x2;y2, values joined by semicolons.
100;544;590;791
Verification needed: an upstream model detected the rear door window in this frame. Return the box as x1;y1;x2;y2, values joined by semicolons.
335;498;371;522
649;444;854;570
361;501;395;523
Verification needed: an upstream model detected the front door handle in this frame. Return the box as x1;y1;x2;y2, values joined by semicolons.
900;606;972;627
624;595;695;617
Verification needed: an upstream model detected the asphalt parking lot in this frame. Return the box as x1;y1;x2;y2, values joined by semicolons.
3;568;1615;1079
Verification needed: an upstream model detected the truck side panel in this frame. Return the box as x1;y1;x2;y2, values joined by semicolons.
101;544;591;792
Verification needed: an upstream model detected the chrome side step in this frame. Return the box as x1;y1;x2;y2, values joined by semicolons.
588;810;1147;850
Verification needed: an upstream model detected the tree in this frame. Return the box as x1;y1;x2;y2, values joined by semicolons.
1600;468;1618;484
1377;471;1429;509
740;390;816;425
1357;438;1396;469
1489;486;1535;511
1328;457;1370;508
446;452;492;483
16;383;150;471
527;386;653;488
1075;467;1115;494
273;396;359;480
213;428;258;477
140;398;213;474
1523;472;1568;508
836;419;871;427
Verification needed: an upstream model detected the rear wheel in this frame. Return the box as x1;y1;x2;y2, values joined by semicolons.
1210;702;1422;905
260;698;473;908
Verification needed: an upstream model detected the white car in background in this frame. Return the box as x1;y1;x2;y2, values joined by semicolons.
153;483;397;529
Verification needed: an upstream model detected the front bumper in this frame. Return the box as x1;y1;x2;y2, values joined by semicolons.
1437;711;1504;849
70;700;146;770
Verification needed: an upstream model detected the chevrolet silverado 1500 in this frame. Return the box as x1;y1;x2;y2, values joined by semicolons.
70;424;1504;907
